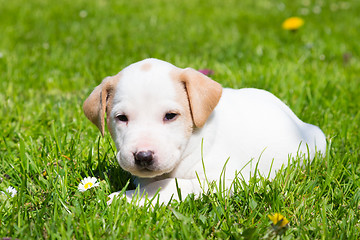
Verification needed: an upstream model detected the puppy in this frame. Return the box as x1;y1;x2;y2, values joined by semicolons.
83;58;326;205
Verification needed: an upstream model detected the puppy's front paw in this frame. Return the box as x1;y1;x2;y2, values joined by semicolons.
107;190;138;205
107;191;122;205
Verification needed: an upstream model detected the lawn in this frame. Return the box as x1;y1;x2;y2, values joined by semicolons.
1;0;360;239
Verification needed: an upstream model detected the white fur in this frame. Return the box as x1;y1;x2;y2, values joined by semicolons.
87;59;326;205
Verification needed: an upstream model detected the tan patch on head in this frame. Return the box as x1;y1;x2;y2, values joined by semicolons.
140;62;152;71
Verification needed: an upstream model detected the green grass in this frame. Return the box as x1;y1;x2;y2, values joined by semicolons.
1;0;360;238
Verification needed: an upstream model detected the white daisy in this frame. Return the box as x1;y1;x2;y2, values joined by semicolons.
78;177;100;192
1;186;17;197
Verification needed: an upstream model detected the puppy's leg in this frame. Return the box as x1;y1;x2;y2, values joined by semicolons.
108;178;205;206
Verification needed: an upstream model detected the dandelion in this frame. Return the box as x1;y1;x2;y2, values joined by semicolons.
1;186;17;198
78;177;100;192
282;17;304;31
268;213;289;227
265;213;290;238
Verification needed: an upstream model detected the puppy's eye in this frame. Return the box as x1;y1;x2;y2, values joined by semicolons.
116;114;129;122
164;112;178;122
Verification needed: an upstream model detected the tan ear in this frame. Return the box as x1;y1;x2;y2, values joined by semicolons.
179;68;222;128
83;76;119;136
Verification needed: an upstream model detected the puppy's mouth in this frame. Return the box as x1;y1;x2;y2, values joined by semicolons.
135;165;156;172
133;162;172;178
131;166;166;178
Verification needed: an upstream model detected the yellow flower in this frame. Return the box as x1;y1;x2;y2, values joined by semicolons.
268;213;289;227
282;17;304;31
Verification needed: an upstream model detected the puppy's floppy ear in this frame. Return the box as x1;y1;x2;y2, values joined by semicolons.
83;76;119;136
180;68;222;128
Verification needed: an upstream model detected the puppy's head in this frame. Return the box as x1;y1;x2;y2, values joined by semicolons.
83;59;222;178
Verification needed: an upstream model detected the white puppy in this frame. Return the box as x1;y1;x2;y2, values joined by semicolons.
83;58;326;205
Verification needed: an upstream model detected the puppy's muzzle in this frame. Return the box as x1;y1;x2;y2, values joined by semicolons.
134;150;154;167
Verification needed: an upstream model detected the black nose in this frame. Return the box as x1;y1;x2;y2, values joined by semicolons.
134;150;154;167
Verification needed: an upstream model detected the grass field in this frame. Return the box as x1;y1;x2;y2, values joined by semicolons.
1;0;360;239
